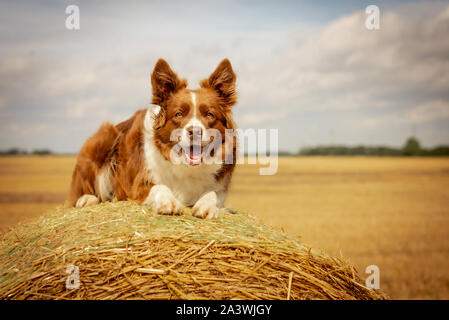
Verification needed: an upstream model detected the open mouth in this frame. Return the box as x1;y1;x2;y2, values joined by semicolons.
182;145;203;166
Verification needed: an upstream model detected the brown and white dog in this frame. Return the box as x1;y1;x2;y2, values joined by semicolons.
68;58;237;219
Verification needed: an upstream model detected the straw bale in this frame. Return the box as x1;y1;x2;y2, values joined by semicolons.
0;201;387;300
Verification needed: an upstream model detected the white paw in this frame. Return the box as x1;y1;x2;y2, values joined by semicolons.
75;194;99;208
144;185;184;215
192;191;219;219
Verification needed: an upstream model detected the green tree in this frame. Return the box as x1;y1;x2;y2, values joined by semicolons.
403;137;421;156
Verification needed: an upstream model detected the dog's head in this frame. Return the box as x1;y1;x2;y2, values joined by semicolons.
150;58;237;166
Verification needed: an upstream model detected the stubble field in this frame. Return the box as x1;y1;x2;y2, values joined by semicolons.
0;156;448;299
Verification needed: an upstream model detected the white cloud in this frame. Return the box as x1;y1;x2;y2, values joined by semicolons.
275;6;449;110
408;100;449;123
1;1;449;151
238;110;289;126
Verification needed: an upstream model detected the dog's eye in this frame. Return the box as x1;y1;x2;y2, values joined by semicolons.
206;112;215;119
175;112;183;118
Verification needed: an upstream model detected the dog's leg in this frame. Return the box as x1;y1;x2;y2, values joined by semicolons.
68;122;119;207
192;191;220;220
143;185;184;215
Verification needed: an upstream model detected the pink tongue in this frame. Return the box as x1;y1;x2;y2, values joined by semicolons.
190;148;201;160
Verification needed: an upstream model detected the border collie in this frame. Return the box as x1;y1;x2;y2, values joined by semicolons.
68;58;237;219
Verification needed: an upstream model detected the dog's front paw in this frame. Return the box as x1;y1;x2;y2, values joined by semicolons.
75;194;99;208
156;197;184;216
144;185;184;216
192;191;219;219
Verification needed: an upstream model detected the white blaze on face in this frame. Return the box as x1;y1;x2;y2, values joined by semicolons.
186;92;205;132
191;92;197;118
180;92;206;166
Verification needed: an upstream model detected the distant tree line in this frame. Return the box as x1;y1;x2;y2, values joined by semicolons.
0;148;53;156
1;137;449;157
298;137;449;157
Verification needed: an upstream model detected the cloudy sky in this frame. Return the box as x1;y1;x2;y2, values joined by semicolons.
1;0;449;153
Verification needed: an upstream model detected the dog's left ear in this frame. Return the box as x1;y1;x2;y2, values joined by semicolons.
200;59;237;107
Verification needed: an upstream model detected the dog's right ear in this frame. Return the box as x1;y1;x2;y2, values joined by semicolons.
151;59;187;105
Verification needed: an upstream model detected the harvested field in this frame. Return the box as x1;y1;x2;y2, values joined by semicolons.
1;156;449;299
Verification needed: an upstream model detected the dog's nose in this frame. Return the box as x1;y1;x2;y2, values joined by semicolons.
186;126;203;138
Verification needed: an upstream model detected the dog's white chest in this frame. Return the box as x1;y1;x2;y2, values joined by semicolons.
150;162;221;206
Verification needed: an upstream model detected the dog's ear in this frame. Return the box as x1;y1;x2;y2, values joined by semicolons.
151;59;187;106
200;59;237;107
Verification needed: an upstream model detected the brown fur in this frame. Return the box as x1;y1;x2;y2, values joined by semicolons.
68;58;238;208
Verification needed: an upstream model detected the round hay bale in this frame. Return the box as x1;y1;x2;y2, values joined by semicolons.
0;201;387;300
